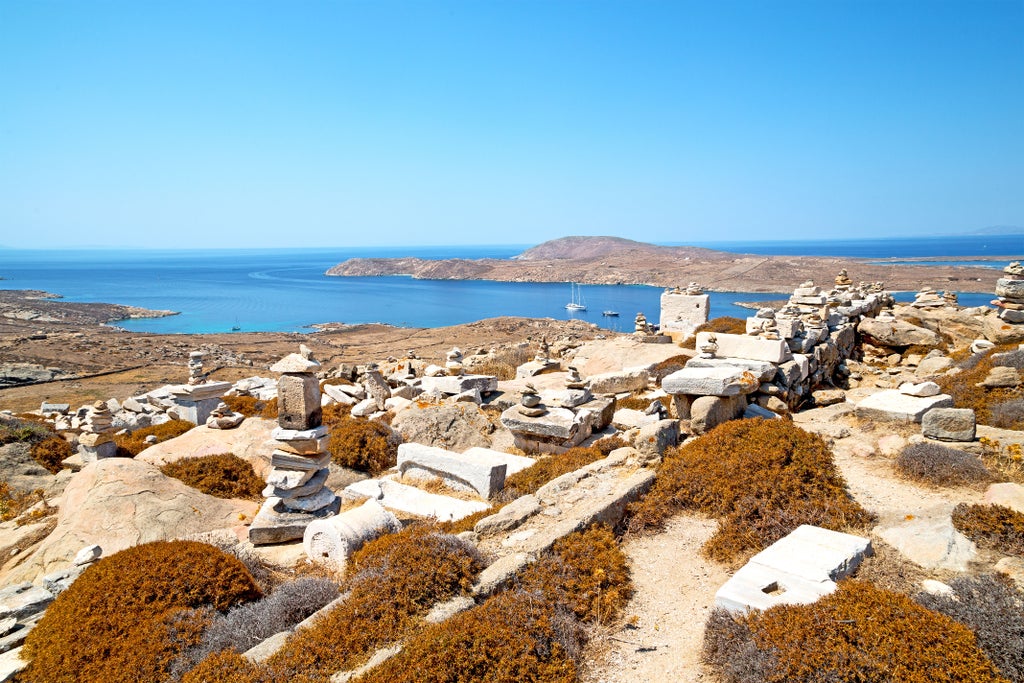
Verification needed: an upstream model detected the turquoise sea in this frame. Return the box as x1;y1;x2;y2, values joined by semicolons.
0;235;1020;334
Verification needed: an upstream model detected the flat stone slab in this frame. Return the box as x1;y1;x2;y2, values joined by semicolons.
586;366;650;394
397;443;507;499
696;332;792;363
685;357;778;382
248;496;341;546
0;647;27;681
921;407;976;442
499;406;579;439
420;374;498;396
855;389;953;423
0;585;53;621
878;517;976;571
344;479;489;522
169;381;232;400
715;525;871;613
662;366;758;397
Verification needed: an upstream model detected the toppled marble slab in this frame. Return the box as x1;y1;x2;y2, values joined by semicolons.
662;366;759;397
397;443;507;499
854;389;953;423
715;525;872;613
344;479;489;522
696;332;793;364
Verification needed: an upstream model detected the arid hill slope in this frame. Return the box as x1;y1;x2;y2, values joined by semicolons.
326;236;1009;293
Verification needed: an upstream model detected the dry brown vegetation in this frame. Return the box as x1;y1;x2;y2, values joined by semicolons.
704;580;1010;683
951;503;1024;557
185;526;482;683
937;342;1024;430
21;540;262;683
325;413;398;474
627;419;874;563
679;317;747;349
160;454;264;500
222;395;278;420
361;525;630;683
0;414;70;473
895;442;992;487
114;419;195;457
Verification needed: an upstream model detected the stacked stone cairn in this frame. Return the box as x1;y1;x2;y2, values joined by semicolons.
168;350;231;425
500;375;615;453
994;261;1024;326
659;282;710;339
662;274;891;433
77;400;116;462
445;347;465;376
249;346;339;545
205;402;244;430
911;287;946;308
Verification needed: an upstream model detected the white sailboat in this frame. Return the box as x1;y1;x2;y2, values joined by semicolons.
565;283;587;311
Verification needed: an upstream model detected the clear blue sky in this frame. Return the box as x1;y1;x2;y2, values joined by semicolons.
1;0;1021;249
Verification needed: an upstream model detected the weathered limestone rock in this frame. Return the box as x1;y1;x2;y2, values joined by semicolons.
899;381;940;397
474;494;541;535
879;518;976;571
276;374;321;431
984;482;1024;514
137;418;278;478
247;496;342;545
690;394;747;434
585;367;650;394
344;479;490;522
695;332;792;363
632;419;679;462
662;367;759;397
397;443;507;499
857;318;942;348
460;447;536;476
420;374;498;396
921;408;976;442
983;313;1024;344
4;458;255;584
979;366;1021;388
392;403;494;451
686;357;778;383
916;355;953;377
303;499;401;572
855;389;953;423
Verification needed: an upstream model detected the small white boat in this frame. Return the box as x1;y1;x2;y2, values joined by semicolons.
565;283;587;311
602;310;619;317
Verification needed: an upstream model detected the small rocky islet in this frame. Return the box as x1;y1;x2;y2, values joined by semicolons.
0;254;1023;681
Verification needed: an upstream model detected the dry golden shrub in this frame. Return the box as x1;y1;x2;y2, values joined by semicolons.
181;650;261;683
160;453;264;500
29;435;72;473
627;419;873;563
223;395;278;420
21;540;262;683
937;342;1024;430
707;580;1009;683
361;525;630;683
952;503;1024;557
115;419;195;456
259;526;482;683
679;317;747;349
325;414;397;474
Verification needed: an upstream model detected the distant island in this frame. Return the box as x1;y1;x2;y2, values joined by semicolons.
326;235;1016;293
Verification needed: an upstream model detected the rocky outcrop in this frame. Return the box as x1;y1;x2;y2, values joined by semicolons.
1;458;255;585
391;403;494;452
857;317;943;348
136;417;278;478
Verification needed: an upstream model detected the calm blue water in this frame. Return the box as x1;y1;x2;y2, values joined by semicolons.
0;236;1018;334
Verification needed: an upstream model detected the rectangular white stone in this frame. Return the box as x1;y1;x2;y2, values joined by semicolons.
661;366;754;397
855;390;954;423
397;443;507;499
748;524;872;583
270;450;331;470
697;332;793;364
344;479;490;522
685;357;778;382
586;366;650;394
715;563;836;613
659;292;710;334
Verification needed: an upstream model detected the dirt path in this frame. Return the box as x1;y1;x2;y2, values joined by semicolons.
580;515;730;683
